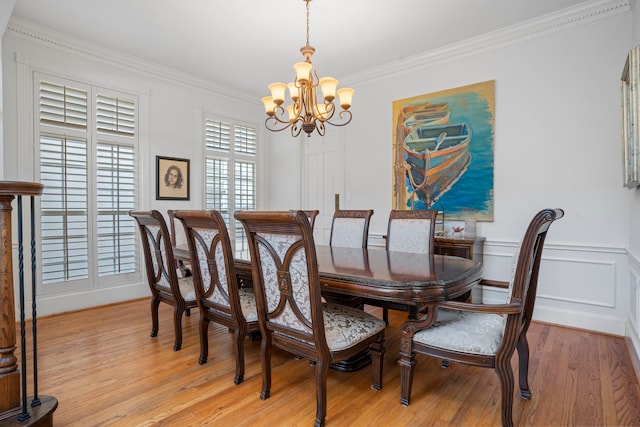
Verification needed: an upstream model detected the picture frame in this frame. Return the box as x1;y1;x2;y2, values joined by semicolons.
156;156;190;200
621;46;640;189
392;80;495;221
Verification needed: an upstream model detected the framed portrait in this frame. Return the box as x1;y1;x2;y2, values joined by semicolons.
622;46;640;189
156;156;190;200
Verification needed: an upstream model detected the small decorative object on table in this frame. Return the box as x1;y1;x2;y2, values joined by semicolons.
464;218;477;239
451;226;464;238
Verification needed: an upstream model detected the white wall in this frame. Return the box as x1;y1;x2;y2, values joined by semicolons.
266;1;635;337
0;0;18;178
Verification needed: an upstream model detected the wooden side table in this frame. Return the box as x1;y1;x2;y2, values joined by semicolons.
434;236;484;263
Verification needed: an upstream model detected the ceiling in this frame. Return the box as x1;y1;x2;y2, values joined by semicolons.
9;0;592;98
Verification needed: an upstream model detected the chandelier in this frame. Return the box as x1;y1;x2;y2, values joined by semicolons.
261;0;354;138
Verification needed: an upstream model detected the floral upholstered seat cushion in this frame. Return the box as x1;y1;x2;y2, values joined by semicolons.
176;276;197;302
323;303;386;352
413;308;505;356
198;287;257;322
238;288;258;322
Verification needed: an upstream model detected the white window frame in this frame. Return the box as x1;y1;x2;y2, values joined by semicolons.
203;114;259;253
34;72;141;295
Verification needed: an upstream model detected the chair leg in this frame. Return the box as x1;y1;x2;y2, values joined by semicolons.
173;305;184;351
370;334;385;390
150;295;160;338
517;334;532;399
233;326;246;385
398;349;416;406
198;316;210;364
495;358;515;427
314;359;329;427
260;332;272;400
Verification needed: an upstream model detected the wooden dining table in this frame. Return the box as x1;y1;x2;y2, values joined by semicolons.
176;243;482;311
174;244;483;370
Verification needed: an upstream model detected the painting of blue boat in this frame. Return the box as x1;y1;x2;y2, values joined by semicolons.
392;80;494;221
403;123;472;208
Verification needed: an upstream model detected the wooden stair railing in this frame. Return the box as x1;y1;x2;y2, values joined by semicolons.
0;181;57;426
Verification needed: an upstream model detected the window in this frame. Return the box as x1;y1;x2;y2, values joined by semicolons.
204;117;257;252
37;75;138;288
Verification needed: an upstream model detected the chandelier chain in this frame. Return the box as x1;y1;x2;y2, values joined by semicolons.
305;0;311;48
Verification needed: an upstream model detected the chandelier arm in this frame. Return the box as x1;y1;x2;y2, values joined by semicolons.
324;110;353;127
265;117;294;133
290;122;303;137
268;105;293;125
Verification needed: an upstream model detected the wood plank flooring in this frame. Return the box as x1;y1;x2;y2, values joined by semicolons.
13;298;640;426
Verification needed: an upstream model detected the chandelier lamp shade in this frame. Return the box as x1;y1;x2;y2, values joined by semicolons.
261;0;354;138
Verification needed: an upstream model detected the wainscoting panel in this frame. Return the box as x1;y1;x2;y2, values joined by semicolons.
482;241;628;336
627;249;640;367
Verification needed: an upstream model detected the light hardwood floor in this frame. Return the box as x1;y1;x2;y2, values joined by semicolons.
15;298;640;426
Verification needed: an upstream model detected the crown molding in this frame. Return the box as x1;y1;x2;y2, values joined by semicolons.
5;0;631;101
342;0;631;87
4;17;257;105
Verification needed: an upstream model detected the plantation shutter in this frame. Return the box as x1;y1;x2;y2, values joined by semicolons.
96;94;135;136
204;118;257;252
96;143;136;276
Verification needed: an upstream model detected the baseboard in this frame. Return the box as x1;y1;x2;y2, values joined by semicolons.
18;282;149;318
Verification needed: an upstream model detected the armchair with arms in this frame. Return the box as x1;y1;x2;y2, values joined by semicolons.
397;208;564;427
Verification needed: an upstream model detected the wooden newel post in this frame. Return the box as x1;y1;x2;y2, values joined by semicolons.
0;181;57;426
0;192;19;413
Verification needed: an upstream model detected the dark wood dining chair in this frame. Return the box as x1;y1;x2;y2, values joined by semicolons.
235;210;386;427
174;209;259;384
398;208;564;427
129;210;198;351
329;209;374;248
374;209;438;323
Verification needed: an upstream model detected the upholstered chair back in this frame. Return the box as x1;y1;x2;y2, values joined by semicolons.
386;209;438;254
329;209;374;249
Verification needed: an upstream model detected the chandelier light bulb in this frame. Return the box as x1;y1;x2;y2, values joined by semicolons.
337;88;355;109
318;77;338;102
268;82;287;105
261;96;276;116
